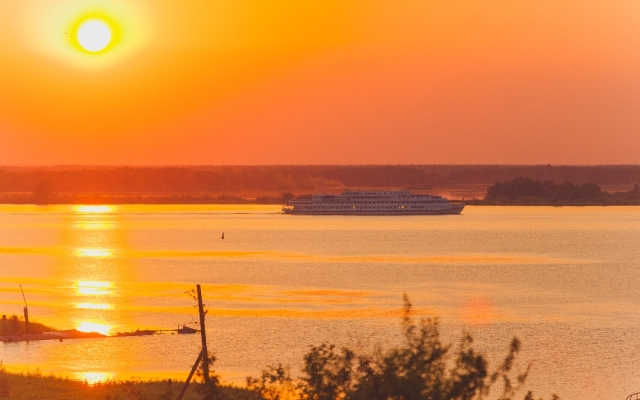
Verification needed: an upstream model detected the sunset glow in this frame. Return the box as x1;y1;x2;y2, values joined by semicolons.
76;280;112;296
76;321;112;336
77;281;112;288
76;372;113;385
76;248;113;257
0;1;637;165
1;205;638;398
0;2;638;397
15;1;150;72
76;302;112;310
461;297;500;326
74;205;115;214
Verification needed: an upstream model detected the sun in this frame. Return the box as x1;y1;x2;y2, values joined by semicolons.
76;18;112;52
26;3;151;69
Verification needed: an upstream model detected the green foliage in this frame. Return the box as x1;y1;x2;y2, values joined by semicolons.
0;371;255;400
250;295;558;400
246;364;294;400
487;338;530;400
299;343;356;400
0;364;11;400
197;351;226;400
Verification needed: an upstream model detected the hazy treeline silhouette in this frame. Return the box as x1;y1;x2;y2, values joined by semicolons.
27;190;293;206
0;315;54;336
1;165;639;196
485;177;640;204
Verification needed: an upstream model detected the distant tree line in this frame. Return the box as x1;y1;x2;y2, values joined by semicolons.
485;177;640;204
1;165;639;196
24;192;296;206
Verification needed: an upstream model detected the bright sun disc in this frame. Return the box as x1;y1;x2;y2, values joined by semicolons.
77;19;112;52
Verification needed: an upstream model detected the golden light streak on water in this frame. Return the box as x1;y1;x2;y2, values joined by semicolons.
74;205;115;213
76;281;112;296
76;303;112;310
75;248;113;257
77;287;111;295
77;281;111;288
76;321;112;335
74;221;115;230
0;205;637;399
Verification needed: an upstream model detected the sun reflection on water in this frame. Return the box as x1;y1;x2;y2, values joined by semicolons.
76;248;113;257
76;280;112;296
76;372;113;385
76;302;112;310
77;281;111;288
460;297;499;326
74;205;115;214
75;221;115;230
76;321;112;335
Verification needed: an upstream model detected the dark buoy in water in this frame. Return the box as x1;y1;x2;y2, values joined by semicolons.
221;232;224;239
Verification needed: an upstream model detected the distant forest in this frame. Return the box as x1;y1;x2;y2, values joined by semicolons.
0;165;640;204
484;177;640;205
1;165;640;193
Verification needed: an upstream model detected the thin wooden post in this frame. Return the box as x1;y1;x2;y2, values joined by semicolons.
175;350;204;400
20;285;29;335
23;307;29;335
196;284;210;384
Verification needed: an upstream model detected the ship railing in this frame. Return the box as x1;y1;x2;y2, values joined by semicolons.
626;392;640;400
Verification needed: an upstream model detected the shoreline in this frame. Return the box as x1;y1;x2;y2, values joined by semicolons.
0;330;105;343
466;201;640;206
1;201;639;206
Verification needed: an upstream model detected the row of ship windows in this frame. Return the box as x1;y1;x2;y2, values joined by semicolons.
318;197;438;200
298;205;447;209
319;201;446;204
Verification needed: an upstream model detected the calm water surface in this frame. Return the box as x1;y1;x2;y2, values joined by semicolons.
0;205;639;398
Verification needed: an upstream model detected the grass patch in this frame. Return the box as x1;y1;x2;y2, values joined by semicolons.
0;368;256;400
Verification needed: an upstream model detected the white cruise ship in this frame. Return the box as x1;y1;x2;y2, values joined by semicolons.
283;189;464;215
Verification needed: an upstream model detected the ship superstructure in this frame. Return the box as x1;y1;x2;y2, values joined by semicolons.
283;189;464;215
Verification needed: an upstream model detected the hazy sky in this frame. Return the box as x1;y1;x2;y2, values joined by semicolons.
0;1;638;165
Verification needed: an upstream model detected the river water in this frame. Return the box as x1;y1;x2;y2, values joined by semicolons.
0;205;638;399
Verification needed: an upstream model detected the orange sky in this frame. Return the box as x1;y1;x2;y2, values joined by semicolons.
0;1;638;165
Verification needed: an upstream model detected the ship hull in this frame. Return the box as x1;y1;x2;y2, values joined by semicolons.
284;204;464;215
283;189;464;215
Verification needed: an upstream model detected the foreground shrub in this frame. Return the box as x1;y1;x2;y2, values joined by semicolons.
249;295;558;400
